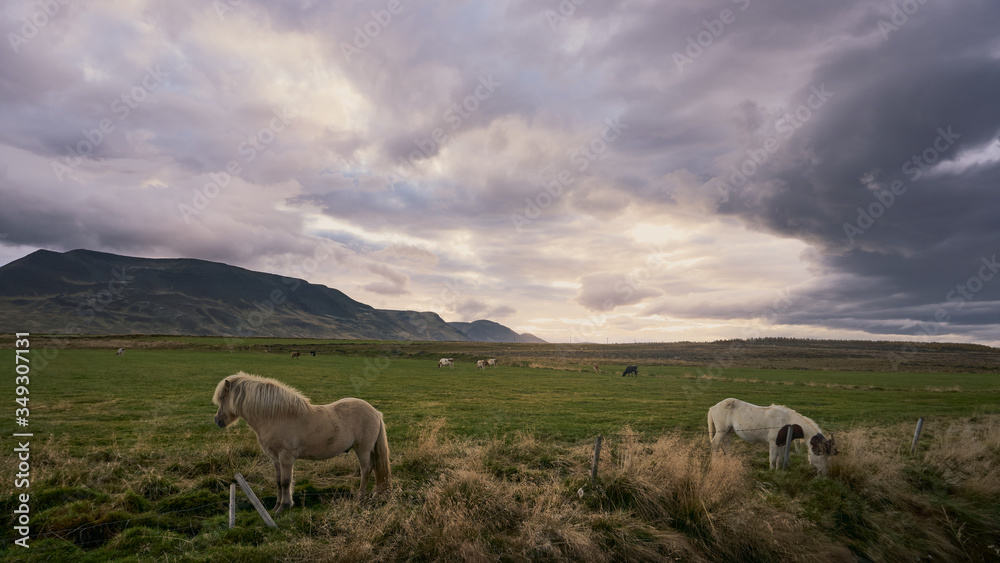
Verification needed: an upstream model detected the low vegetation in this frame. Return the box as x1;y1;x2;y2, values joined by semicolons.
2;340;999;561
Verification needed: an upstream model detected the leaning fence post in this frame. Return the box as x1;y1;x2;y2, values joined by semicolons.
781;425;793;469
229;483;236;528
590;436;603;484
234;473;278;528
910;417;925;454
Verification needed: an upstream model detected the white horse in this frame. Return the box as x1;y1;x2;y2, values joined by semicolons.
116;348;125;356
707;398;836;474
486;358;497;368
438;358;454;369
476;360;486;370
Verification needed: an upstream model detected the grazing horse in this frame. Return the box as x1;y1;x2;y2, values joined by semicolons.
290;351;301;359
476;360;486;370
212;372;391;513
592;363;600;373
486;358;498;368
116;348;125;356
622;365;638;377
310;351;316;357
707;398;836;474
438;358;454;369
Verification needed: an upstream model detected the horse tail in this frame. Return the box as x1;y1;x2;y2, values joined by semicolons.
372;413;392;492
707;408;716;442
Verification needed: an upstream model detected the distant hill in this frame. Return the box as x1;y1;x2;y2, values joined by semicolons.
448;319;547;343
0;249;544;342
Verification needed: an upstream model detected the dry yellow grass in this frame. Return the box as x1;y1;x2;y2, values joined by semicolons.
13;417;1000;561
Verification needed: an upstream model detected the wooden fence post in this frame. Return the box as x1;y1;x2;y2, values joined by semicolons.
229;483;236;528
910;417;925;455
590;436;603;484
234;473;278;528
782;425;792;469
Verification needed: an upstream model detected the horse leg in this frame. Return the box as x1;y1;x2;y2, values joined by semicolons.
275;454;295;514
710;427;730;453
355;448;373;500
768;444;780;470
271;460;285;512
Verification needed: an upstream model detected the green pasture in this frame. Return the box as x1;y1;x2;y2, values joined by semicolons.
5;347;999;452
2;344;1000;561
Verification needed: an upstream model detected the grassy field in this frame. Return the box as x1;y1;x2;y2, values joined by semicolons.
2;339;1000;561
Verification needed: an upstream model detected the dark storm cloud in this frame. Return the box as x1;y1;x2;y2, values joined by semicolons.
1;0;998;344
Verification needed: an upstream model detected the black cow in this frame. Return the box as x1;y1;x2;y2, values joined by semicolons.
622;365;638;377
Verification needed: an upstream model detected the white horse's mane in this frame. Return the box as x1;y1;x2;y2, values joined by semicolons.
213;372;312;422
767;403;823;436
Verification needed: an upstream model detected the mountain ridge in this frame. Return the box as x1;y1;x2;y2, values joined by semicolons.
0;249;545;342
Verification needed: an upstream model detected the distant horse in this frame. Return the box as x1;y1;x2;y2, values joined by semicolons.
707;398;836;474
622;365;638;377
309;351;316;357
438;358;454;369
476;360;486;370
116;348;125;356
592;363;600;373
486;358;498;368
212;372;391;513
290;351;301;359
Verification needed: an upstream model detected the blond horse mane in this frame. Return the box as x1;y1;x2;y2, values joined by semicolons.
213;372;312;422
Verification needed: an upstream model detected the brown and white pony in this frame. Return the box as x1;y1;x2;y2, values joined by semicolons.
212;372;391;513
707;398;836;474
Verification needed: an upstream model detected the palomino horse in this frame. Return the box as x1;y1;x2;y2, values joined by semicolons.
707;398;836;474
212;372;391;513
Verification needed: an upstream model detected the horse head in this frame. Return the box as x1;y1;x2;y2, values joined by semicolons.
212;378;240;428
807;433;837;474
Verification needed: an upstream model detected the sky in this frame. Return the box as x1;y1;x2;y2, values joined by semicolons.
1;0;999;346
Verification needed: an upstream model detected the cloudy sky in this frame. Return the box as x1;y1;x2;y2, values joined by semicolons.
2;0;999;345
